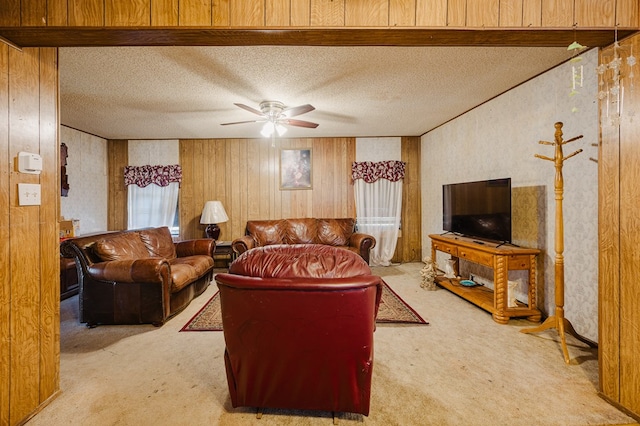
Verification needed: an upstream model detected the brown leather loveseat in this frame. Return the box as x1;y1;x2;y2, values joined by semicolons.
61;226;215;327
231;218;376;263
216;244;383;417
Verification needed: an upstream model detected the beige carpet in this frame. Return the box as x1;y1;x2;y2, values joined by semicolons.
27;263;638;425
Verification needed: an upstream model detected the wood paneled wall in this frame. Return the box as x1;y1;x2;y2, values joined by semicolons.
0;0;637;28
392;137;421;263
0;46;60;426
106;140;128;231
179;137;357;241
105;136;421;262
599;32;640;419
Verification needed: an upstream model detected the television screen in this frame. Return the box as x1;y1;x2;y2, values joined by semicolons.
443;178;511;243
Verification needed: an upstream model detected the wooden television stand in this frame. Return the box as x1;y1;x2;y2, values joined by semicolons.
429;234;541;324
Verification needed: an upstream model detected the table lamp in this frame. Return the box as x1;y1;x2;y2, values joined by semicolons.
200;200;229;240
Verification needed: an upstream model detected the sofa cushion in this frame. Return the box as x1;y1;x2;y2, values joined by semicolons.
284;218;318;244
247;220;286;246
317;218;354;246
168;263;198;292
138;226;177;259
93;232;150;262
169;255;214;278
230;244;370;279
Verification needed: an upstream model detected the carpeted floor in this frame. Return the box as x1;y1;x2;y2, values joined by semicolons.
27;263;639;425
180;279;427;331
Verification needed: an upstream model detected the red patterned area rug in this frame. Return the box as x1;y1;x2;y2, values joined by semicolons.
180;280;427;332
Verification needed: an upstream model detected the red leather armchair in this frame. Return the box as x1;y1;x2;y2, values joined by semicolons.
215;244;383;417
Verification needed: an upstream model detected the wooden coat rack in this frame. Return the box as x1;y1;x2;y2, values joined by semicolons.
521;122;596;364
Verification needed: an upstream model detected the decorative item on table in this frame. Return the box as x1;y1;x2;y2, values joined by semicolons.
443;259;457;279
420;257;438;291
200;201;229;240
507;279;520;308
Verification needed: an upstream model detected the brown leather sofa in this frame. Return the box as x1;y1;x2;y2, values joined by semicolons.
61;226;215;327
231;218;376;263
60;253;79;300
215;244;383;417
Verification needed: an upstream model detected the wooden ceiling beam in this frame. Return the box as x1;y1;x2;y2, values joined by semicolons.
0;27;635;48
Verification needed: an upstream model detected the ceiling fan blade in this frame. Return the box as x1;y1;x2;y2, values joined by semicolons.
234;103;265;116
283;118;319;128
220;119;266;126
281;104;315;118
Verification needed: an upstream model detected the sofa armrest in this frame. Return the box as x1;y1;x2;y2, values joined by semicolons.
175;239;216;258
350;233;376;264
87;258;171;283
231;236;256;255
350;233;376;250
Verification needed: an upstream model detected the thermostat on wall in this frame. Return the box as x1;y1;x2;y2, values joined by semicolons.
18;152;43;174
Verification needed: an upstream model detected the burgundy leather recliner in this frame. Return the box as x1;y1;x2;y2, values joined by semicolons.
215;244;383;417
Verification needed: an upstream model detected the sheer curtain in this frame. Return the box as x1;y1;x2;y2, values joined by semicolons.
352;161;405;266
124;164;182;230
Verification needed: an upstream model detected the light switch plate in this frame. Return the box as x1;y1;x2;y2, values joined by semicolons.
18;183;41;206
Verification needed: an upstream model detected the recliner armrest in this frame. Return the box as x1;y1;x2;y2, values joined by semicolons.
231;236;256;255
87;258;171;283
175;239;216;258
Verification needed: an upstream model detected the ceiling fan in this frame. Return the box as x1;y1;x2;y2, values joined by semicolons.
221;101;319;137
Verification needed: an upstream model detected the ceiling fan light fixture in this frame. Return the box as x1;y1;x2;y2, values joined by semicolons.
261;121;275;137
275;123;287;136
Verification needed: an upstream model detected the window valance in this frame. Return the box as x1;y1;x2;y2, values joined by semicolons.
124;164;182;188
351;160;406;183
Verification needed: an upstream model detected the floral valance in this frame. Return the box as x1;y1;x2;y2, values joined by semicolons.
124;164;182;188
351;161;406;183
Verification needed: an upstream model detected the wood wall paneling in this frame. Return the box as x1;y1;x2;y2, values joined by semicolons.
467;0;500;27
618;34;640;415
105;0;151;26
266;0;290;26
8;47;42;424
575;0;615;27
0;0;636;32
37;47;60;403
291;0;311;26
213;0;230;26
389;0;416;26
178;137;359;242
598;40;621;405
179;0;212;26
541;0;573;27
448;0;467;26
500;0;524;26
21;0;47;27
0;42;10;426
345;0;389;26
416;0;447;26
68;0;104;26
523;0;543;27
151;0;179;26
107;140;128;231
310;0;345;26
0;0;20;26
47;0;69;26
230;0;265;26
616;0;639;27
599;33;640;419
392;137;421;263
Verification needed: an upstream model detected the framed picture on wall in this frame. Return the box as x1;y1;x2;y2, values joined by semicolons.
280;149;312;190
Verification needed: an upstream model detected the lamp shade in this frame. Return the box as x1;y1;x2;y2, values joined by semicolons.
200;201;229;240
200;201;229;225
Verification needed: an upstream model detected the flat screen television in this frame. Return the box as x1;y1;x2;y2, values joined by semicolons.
443;178;512;243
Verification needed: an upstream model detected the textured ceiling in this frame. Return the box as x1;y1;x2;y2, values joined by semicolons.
59;45;573;140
